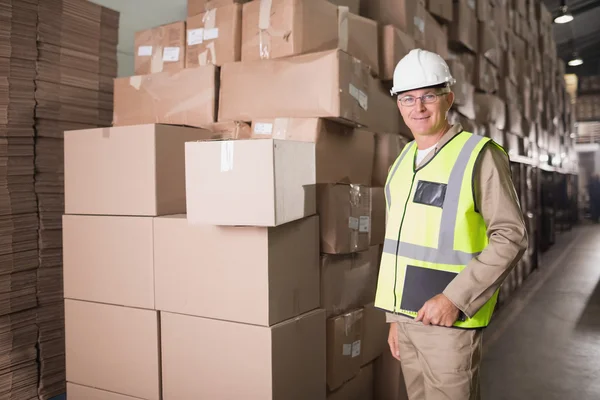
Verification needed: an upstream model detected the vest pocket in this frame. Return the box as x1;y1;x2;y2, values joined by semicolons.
400;265;457;313
413;180;447;208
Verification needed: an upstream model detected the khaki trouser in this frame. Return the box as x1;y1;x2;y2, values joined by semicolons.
396;322;483;400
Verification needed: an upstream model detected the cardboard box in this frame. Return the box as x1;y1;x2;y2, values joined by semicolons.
249;118;375;186
427;0;453;22
369;187;386;246
361;302;387;366
188;0;248;16
241;0;338;61
502;50;517;85
185;139;316;226
449;0;478;53
63;215;154;309
327;364;374;400
379;25;415;81
317;184;370;254
522;76;532;120
154;214;319;326
65;300;160;400
374;350;410;400
473;93;506;130
161;309;326;400
186;3;242;67
368;80;411;136
423;10;448;60
67;383;141;400
64;124;211;216
327;309;364;390
113;66;217;128
456;82;476;120
372;132;409;187
507;105;523;136
134;21;186;75
478;22;500;67
360;0;427;45
219;50;371;127
505;131;523;156
499;76;518;103
338;7;380;76
477;0;489;21
446;59;467;104
448;50;475;85
329;0;361;14
321;246;379;318
475;56;499;94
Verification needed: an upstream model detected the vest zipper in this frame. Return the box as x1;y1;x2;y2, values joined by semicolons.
393;170;417;313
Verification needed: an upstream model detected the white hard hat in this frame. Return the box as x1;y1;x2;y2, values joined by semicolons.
390;49;456;96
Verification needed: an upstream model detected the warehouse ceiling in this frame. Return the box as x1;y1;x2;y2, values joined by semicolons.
543;0;600;75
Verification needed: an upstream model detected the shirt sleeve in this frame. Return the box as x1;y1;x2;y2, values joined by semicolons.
443;143;528;318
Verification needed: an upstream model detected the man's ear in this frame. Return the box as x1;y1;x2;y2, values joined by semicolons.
446;91;455;109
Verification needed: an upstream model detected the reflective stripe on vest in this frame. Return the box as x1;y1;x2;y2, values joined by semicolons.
375;131;504;329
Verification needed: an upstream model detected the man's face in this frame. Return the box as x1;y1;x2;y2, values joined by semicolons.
397;87;454;136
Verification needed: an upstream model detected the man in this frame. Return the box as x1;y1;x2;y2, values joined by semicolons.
374;49;528;399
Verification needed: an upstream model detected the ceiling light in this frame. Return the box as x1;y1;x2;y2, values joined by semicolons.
554;6;573;24
568;57;583;67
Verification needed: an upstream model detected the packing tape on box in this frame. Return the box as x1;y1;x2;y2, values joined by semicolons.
220;141;234;172
258;0;291;60
273;118;290;138
337;6;349;52
199;42;217;66
150;46;165;73
129;76;143;90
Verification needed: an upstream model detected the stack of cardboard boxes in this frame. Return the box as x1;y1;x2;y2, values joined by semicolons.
576;75;600;121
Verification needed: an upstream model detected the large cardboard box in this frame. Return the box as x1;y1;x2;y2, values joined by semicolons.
65;300;160;400
499;76;518;103
113;66;217;128
329;0;361;14
185;139;316;226
161;309;326;400
186;3;242;67
338;7;380;76
188;0;248;16
248;118;375;186
64;124;210;216
423;10;448;60
427;0;453;22
317;184;371;254
360;0;427;45
449;0;477;53
374;350;409;400
446;59;467;104
321;246;379;318
475;56;499;94
63;215;154;309
372;132;408;187
241;0;338;61
67;383;141;400
134;21;186;75
478;22;500;67
219;50;371;127
361;302;387;366
368;80;411;136
456;83;476;120
473;93;506;130
154;214;319;326
379;25;414;82
328;364;374;400
369;187;386;246
327;309;364;390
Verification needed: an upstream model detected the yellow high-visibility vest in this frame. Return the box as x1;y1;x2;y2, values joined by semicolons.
374;130;505;329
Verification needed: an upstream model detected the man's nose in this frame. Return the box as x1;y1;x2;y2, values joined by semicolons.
415;98;426;111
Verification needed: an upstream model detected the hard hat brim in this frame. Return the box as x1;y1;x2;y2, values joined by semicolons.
390;77;457;96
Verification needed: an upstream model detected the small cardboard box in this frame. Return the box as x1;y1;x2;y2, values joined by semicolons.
134;21;186;75
327;308;364;390
379;25;414;81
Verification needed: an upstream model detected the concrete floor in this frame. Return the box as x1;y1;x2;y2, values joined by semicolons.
481;224;600;400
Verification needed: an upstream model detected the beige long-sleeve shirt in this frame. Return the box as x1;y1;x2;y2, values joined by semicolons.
387;123;528;324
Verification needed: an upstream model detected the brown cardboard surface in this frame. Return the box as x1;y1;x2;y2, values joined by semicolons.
161;309;326;400
67;383;143;400
328;364;374;400
327;309;364;390
317;184;370;254
477;0;489;21
329;0;361;14
475;55;499;94
446;59;467;105
478;21;500;67
427;0;453;22
154;214;319;326
63;215;154;309
502;50;517;84
64;124;211;216
456;83;476;120
134;21;186;75
65;300;160;400
185;139;317;226
360;0;427;45
340;8;380;76
188;0;248;16
507;105;523;137
499;76;519;104
423;11;448;60
473;93;506;130
379;25;415;81
372;132;409;187
186;3;242;67
374;349;409;400
219;49;371;127
486;124;505;147
449;0;478;52
361;302;387;366
321;246;379;318
241;0;338;62
367;80;411;136
113;66;217;127
369;187;386;247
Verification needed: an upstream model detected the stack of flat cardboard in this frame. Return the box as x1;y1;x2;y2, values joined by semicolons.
34;1;119;398
0;1;40;398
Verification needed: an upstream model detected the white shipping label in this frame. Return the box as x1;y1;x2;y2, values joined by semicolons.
137;46;152;56
352;340;361;358
349;84;359;100
163;47;180;62
359;216;370;233
204;28;220;41
253;123;273;135
220;141;234;172
358;90;368;110
343;343;352;356
348;217;359;230
187;29;204;45
414;16;425;33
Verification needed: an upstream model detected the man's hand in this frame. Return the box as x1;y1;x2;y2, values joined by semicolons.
388;322;401;361
415;294;460;327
